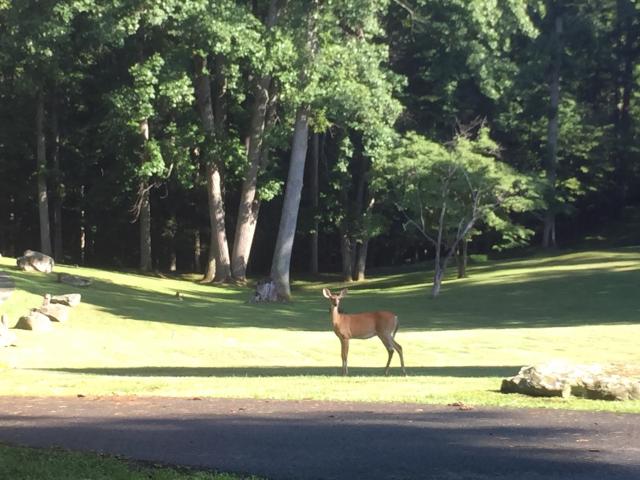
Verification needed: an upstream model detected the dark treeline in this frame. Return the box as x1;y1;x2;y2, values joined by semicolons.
1;1;639;298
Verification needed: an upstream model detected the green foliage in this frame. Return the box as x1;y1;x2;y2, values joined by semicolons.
388;127;542;251
139;139;165;178
1;0;640;272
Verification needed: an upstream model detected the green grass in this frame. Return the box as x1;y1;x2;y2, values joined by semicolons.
1;249;639;412
0;443;259;480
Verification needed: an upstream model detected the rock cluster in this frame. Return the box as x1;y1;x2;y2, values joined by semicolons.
15;309;54;332
9;293;82;340
501;362;640;401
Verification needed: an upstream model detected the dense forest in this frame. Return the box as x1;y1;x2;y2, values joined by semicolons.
0;0;639;298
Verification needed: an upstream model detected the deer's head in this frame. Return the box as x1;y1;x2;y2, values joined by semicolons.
322;288;347;309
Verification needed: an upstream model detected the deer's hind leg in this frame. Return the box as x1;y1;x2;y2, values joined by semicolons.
380;335;396;376
392;338;407;376
380;335;406;376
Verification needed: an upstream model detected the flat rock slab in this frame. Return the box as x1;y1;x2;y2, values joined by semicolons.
0;270;14;305
50;293;81;307
0;396;638;480
502;363;640;401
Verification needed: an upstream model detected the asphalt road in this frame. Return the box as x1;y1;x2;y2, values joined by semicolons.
0;396;639;479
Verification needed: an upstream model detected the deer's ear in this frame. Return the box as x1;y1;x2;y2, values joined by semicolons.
322;288;332;298
339;288;348;297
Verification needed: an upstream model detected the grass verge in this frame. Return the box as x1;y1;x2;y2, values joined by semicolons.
0;443;260;480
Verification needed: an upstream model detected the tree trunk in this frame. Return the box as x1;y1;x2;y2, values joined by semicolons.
35;89;52;256
193;229;201;273
456;238;468;278
432;263;444;298
543;10;562;248
340;228;353;282
231;0;279;282
613;0;635;204
169;251;177;272
352;156;368;281
231;77;271;282
80;185;86;264
355;237;369;281
432;250;455;298
310;132;319;275
194;54;217;283
139;119;152;272
270;106;310;300
207;163;231;282
193;54;231;282
167;215;177;272
543;210;557;248
50;97;63;262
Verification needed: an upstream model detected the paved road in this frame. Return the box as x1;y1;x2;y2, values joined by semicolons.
0;396;639;479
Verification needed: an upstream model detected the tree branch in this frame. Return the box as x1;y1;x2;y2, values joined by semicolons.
395;202;437;245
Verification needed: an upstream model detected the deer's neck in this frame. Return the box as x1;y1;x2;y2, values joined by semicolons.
330;305;343;325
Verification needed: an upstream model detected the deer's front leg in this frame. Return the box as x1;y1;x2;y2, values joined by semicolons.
340;337;349;376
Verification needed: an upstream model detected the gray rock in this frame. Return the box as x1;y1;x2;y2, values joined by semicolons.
15;309;53;332
250;278;280;303
502;362;640;401
38;303;70;323
16;250;54;273
57;273;92;287
50;293;82;307
501;364;572;398
0;314;16;347
582;376;640;401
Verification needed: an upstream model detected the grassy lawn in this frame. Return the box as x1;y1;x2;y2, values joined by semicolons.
1;249;639;412
0;443;258;480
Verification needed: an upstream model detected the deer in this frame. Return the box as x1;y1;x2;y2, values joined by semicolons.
322;288;406;376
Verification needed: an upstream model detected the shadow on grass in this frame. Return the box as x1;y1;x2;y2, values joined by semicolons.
37;365;521;378
5;251;640;332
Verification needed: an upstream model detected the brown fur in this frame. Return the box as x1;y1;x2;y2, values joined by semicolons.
322;288;406;376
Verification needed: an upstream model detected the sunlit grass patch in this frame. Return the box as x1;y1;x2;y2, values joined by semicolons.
1;249;639;412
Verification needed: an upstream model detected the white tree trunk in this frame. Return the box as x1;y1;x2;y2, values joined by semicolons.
432;266;444;298
270;107;310;300
193;54;231;282
207;163;231;281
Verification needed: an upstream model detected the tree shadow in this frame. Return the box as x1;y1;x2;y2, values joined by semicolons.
34;365;522;378
4;254;640;332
